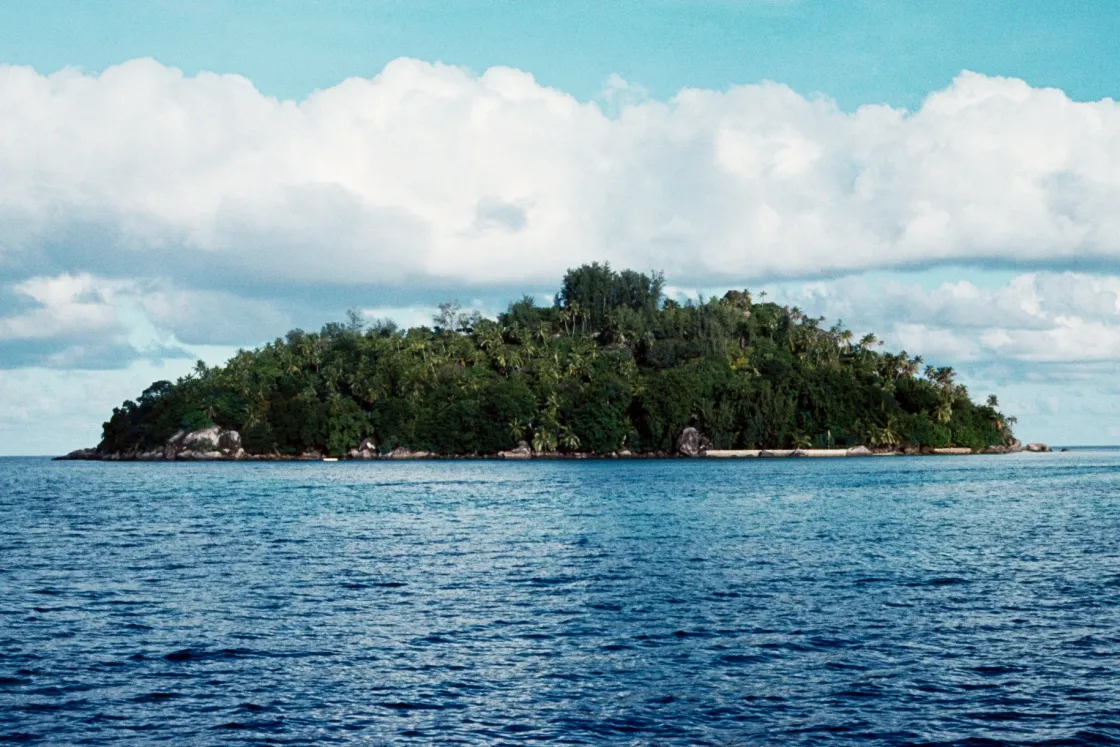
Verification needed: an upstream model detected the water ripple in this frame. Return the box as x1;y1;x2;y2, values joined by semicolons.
2;452;1120;744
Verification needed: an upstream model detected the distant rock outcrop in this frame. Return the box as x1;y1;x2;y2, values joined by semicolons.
348;438;379;460
388;447;431;459
499;441;532;459
218;430;242;452
846;445;874;457
676;427;711;457
55;448;98;461
162;427;245;460
1027;442;1051;452
982;445;1011;454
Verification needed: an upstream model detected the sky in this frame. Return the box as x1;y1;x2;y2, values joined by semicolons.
1;0;1119;453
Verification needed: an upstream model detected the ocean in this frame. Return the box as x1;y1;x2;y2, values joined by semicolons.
2;451;1119;745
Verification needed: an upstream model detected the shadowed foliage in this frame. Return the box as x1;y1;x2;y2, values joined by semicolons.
99;263;1015;456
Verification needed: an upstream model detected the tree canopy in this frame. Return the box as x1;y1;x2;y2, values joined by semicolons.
98;263;1016;457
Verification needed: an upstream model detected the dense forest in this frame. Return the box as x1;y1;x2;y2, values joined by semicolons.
98;263;1016;457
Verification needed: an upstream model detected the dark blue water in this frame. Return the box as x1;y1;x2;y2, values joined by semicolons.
3;453;1120;745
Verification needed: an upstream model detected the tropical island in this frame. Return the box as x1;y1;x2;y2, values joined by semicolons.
62;263;1035;461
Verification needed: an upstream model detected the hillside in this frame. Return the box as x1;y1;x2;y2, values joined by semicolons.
92;263;1017;458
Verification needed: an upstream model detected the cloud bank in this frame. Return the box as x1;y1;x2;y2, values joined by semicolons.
767;272;1120;364
2;57;1118;292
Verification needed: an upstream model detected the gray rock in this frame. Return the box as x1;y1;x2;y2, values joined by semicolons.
163;430;186;458
846;445;874;457
346;440;378;459
181;426;222;453
1027;442;1051;453
388;447;431;459
499;440;533;459
159;426;244;459
218;430;241;452
676;427;711;457
180;450;222;460
56;448;98;460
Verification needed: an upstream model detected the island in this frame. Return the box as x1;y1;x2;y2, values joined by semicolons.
60;263;1039;462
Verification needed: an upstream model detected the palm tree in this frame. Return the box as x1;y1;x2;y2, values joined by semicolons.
532;428;558;454
477;325;504;355
279;347;301;374
869;419;900;448
508;418;529;443
897;352;919;378
559;426;581;452
931;367;956;395
297;334;321;371
559;301;584;337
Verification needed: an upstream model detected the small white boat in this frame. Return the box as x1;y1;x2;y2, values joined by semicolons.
322;457;339;462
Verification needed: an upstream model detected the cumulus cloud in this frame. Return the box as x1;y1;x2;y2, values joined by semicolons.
1;58;1118;292
0;272;291;367
0;274;122;341
766;271;1120;364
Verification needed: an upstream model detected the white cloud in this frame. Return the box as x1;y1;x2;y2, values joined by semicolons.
1;59;1118;290
0;274;123;341
0;272;289;367
766;271;1120;364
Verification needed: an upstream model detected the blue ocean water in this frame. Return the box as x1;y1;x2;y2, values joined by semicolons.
2;453;1120;745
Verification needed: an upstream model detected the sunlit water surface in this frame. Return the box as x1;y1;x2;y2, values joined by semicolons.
3;452;1120;745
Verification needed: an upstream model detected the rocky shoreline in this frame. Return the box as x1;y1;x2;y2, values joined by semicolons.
55;426;1052;462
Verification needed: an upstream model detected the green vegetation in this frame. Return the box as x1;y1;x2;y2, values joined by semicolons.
99;263;1017;456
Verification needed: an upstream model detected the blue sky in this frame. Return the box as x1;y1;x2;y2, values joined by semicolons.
4;0;1119;108
1;0;1119;453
